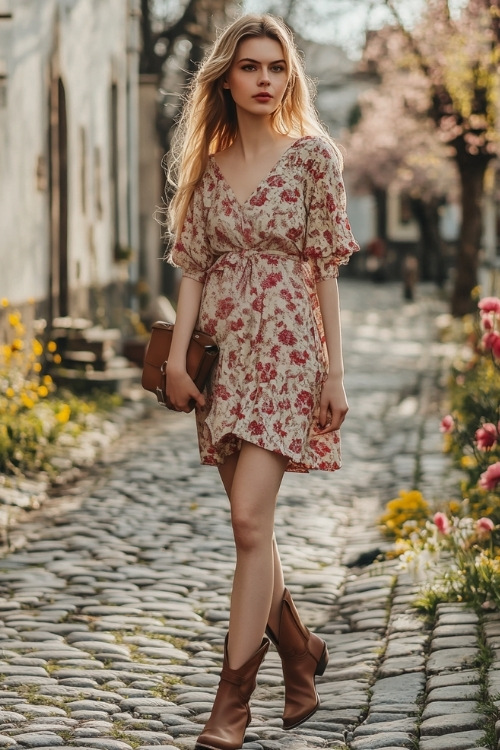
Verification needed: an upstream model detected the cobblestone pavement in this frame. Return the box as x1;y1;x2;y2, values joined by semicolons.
1;280;499;750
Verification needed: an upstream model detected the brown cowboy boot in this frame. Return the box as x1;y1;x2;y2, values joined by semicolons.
266;588;329;730
195;635;269;750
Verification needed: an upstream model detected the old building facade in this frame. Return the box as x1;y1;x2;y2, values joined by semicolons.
0;0;141;331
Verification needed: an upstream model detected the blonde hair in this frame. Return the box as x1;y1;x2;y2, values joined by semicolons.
166;13;338;238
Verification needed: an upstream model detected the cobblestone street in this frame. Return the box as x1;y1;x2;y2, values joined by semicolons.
0;280;498;750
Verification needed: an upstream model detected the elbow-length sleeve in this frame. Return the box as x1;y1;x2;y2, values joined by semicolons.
303;140;360;283
168;183;213;284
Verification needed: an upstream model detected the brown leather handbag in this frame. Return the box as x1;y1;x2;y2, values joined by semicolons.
142;321;219;410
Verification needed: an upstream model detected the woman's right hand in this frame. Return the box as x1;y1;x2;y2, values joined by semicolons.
166;366;206;412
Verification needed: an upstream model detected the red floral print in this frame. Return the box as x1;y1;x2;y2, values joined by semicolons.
230;317;244;332
290;349;310;365
249;189;269;207
216;297;235;319
248;420;265;436
278;329;298;346
262;271;283;289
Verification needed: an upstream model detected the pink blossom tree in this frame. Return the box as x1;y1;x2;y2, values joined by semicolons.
345;34;457;285
348;0;500;315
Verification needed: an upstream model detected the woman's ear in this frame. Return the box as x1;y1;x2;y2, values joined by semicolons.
222;80;230;89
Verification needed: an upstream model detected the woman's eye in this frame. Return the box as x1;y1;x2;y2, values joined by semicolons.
271;65;285;73
241;64;256;71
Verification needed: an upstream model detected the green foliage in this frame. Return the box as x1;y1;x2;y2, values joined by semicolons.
0;301;121;478
379;294;500;612
442;305;500;523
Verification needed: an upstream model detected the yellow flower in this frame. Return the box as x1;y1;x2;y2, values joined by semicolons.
11;338;23;351
379;489;430;538
43;375;52;385
33;362;42;373
32;339;43;357
47;341;57;353
20;393;35;409
37;385;49;398
8;312;20;327
448;500;461;514
1;298;8;307
53;353;62;364
56;404;71;423
5;387;14;398
460;455;477;469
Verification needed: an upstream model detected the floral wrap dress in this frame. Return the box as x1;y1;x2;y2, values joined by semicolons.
169;136;359;472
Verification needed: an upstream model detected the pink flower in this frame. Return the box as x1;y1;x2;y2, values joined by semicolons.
476;517;495;539
479;462;500;491
475;423;498;451
494;338;500;359
482;331;500;358
478;296;500;314
434;512;450;534
439;415;454;433
480;311;494;331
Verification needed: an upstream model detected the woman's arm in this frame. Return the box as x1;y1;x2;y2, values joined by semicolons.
315;277;349;433
165;275;205;412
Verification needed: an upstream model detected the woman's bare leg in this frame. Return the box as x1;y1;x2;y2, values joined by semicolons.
268;537;285;635
217;441;287;669
219;454;286;638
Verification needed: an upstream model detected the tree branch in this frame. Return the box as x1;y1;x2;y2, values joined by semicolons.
382;0;431;77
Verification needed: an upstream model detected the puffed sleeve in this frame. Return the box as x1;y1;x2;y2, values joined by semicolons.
303;139;359;283
168;183;213;284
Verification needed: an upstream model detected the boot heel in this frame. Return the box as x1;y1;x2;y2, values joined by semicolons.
315;643;329;676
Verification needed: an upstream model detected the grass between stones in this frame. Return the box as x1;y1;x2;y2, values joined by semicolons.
111;722;142;749
151;674;182;701
148;631;190;650
15;683;70;713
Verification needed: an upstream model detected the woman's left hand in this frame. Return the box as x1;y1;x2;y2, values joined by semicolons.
316;375;349;434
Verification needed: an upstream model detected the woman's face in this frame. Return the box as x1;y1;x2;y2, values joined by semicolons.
224;36;289;118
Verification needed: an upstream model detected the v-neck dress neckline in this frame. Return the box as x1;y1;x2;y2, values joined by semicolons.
209;136;310;208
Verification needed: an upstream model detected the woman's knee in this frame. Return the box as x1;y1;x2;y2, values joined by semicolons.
231;507;270;552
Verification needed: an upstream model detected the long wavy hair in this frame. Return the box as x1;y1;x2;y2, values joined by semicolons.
166;13;338;239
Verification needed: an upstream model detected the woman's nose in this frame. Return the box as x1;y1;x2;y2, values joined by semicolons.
258;68;271;85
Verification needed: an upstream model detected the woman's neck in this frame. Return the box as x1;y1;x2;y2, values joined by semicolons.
232;114;287;160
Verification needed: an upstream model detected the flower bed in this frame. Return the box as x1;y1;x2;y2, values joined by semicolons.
380;293;500;612
0;299;121;479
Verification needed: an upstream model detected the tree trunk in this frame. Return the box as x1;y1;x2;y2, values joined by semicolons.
409;196;447;286
374;188;387;241
451;155;488;316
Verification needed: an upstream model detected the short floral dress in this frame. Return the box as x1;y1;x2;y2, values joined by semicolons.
169;136;359;472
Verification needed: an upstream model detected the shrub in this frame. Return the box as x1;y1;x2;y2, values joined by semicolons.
379;294;500;611
0;300;120;477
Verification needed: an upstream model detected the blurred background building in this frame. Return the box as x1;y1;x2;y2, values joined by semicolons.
0;0;141;332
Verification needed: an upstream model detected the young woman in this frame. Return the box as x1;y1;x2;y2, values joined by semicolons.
163;13;359;750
